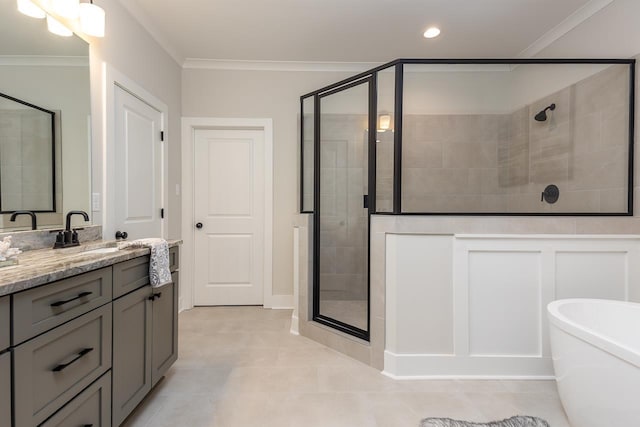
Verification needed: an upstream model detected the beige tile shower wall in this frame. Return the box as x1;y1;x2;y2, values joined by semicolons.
401;114;509;212
0;110;53;211
302;114;314;211
504;64;630;213
318;115;368;303
400;64;630;214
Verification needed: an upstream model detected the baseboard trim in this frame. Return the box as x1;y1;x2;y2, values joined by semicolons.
381;370;556;380
384;350;555;378
289;314;300;335
266;294;294;309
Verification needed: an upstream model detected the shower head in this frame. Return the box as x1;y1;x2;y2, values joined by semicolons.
535;103;556;122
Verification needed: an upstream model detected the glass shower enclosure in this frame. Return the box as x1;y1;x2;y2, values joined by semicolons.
301;59;635;339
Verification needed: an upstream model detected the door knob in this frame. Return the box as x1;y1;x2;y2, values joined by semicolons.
115;231;128;240
195;222;203;229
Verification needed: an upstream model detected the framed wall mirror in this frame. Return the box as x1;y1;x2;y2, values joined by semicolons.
0;0;92;231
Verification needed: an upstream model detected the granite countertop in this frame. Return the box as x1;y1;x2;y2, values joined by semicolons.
0;239;182;297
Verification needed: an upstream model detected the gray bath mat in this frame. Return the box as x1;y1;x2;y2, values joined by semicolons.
420;416;550;427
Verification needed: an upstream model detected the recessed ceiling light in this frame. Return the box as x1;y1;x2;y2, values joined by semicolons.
423;27;441;39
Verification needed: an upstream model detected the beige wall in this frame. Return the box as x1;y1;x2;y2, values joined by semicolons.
89;0;183;239
182;68;354;296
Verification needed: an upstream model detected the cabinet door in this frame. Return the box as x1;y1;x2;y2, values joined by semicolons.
151;272;179;386
112;285;152;427
0;296;9;350
0;351;10;427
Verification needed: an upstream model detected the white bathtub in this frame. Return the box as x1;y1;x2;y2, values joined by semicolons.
548;299;640;427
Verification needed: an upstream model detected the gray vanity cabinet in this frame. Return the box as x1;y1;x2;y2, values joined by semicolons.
0;296;9;427
0;351;10;427
0;296;9;350
151;272;179;386
14;304;112;427
112;285;153;427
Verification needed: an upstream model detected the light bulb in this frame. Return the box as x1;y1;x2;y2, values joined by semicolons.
423;27;441;39
17;0;46;18
79;2;105;37
46;14;73;36
52;0;79;18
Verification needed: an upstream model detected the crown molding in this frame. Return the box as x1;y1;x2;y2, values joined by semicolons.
183;59;515;73
0;55;89;67
182;59;381;72
517;0;614;58
114;0;184;67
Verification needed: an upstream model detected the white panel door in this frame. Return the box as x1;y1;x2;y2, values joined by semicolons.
194;129;264;305
114;87;163;239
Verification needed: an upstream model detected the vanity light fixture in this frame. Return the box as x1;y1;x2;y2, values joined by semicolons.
46;14;73;36
51;0;79;18
423;27;441;39
17;0;46;18
18;0;105;38
79;0;105;37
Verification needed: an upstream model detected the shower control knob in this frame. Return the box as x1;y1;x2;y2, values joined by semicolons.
195;222;203;229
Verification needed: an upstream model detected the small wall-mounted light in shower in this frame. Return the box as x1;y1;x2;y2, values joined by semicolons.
535;103;556;122
378;113;392;132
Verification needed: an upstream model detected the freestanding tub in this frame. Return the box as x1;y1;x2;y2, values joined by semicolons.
548;299;640;427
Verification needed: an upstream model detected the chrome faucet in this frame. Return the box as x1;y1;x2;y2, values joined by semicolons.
9;211;37;230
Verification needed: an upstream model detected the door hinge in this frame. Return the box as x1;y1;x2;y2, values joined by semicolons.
160;208;165;219
160;131;164;141
363;195;369;209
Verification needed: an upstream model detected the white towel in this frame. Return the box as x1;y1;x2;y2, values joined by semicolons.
119;238;172;287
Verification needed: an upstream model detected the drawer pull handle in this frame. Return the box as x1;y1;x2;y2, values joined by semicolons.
83;425;93;427
51;291;93;307
148;292;162;301
52;347;94;372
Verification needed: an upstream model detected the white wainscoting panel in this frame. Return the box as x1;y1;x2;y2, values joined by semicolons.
384;234;640;379
555;251;627;300
386;234;454;355
468;251;542;357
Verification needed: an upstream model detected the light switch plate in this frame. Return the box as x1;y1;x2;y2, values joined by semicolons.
92;193;101;211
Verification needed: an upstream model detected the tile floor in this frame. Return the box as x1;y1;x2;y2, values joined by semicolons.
122;307;571;427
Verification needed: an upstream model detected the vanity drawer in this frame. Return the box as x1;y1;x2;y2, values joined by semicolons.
14;304;112;427
0;351;10;427
113;256;150;298
40;371;111;427
169;246;180;272
13;267;112;345
0;296;9;351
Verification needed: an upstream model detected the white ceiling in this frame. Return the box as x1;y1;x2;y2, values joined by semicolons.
123;0;602;64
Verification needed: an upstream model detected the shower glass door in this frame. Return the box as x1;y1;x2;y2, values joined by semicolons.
314;77;374;340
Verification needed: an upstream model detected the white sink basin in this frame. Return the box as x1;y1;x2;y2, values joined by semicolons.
81;247;119;255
